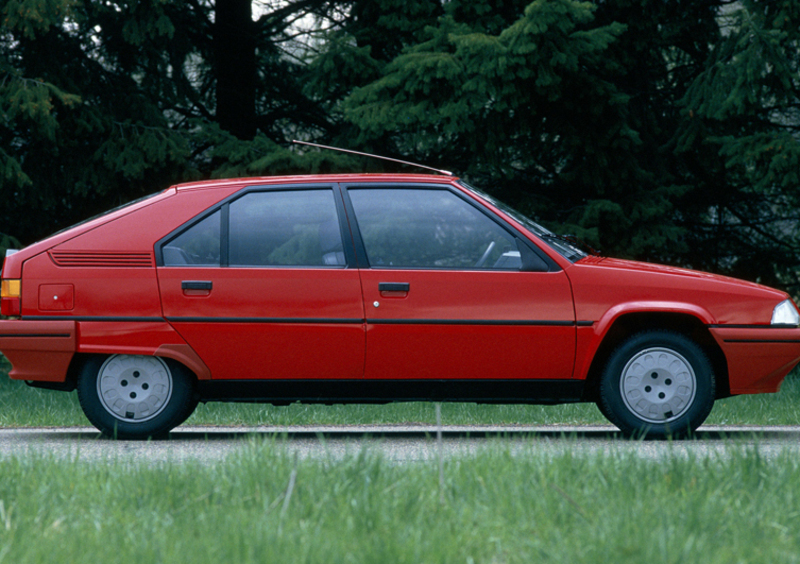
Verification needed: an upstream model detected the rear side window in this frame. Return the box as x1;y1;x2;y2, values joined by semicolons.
348;188;520;269
229;190;344;267
161;189;345;268
163;210;221;266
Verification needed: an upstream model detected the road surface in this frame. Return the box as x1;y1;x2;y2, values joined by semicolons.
0;425;798;464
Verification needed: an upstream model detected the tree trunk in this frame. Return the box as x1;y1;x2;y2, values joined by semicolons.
215;0;256;140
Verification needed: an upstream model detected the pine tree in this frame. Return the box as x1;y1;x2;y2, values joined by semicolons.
2;0;797;291
0;0;346;245
317;0;799;287
334;0;706;260
679;0;800;288
1;0;193;243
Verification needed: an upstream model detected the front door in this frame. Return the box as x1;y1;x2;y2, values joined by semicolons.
345;185;576;381
157;186;365;380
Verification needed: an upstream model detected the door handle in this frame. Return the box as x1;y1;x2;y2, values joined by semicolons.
182;281;213;291
379;282;410;292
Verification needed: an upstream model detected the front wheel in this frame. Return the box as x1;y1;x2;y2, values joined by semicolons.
598;331;715;439
77;355;197;439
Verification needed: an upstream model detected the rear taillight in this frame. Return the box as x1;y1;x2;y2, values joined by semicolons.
0;279;21;317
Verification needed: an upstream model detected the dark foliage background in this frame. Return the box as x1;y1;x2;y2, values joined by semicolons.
1;0;798;290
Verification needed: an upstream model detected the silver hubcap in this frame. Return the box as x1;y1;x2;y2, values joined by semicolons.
620;347;696;424
97;355;173;422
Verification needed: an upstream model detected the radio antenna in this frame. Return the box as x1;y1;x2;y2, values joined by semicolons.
292;140;453;176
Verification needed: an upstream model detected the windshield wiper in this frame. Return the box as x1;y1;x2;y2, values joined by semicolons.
540;233;599;258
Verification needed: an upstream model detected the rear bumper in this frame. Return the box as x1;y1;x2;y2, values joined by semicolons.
709;326;800;394
0;320;76;382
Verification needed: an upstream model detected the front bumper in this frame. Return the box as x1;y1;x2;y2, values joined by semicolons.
709;326;800;394
0;320;76;382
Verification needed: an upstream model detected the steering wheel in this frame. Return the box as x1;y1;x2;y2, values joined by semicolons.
475;241;496;268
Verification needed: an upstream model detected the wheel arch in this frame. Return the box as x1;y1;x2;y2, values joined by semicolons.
582;311;729;402
60;349;204;391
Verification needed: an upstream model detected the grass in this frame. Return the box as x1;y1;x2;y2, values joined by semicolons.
2;352;800;562
1;355;799;428
0;441;799;562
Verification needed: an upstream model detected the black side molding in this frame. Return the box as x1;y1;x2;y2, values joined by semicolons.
197;379;586;405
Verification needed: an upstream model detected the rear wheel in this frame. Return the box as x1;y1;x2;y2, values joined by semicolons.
598;331;715;439
77;355;197;439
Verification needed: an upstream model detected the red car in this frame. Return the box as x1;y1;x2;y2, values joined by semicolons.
2;173;800;439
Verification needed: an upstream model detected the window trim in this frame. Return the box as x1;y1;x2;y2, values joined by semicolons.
155;183;357;269
339;183;559;272
458;180;587;263
160;207;223;267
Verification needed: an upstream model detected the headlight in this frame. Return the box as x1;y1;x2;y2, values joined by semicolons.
772;299;800;326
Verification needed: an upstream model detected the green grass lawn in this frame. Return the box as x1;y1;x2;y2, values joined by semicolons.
1;355;799;428
2;355;800;562
0;441;799;563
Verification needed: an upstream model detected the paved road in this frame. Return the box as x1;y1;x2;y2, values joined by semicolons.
1;425;799;464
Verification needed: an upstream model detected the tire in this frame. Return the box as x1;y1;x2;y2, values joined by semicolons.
598;331;715;439
77;355;198;440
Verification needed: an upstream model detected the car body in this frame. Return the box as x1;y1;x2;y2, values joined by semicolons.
2;173;800;438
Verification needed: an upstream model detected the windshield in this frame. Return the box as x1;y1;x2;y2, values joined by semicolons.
459;181;587;262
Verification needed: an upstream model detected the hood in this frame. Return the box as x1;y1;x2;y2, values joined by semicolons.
576;256;772;291
569;255;790;326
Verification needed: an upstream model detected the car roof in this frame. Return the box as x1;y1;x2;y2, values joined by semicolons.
172;173;458;191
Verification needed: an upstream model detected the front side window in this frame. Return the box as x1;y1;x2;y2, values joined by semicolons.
348;188;520;269
460;181;587;262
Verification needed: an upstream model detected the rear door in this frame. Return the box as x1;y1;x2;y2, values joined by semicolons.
344;184;576;381
156;185;365;380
